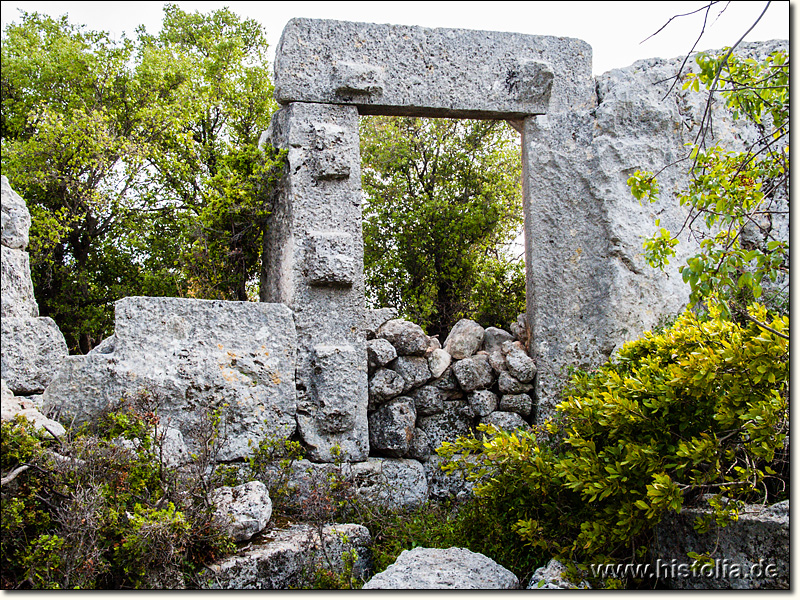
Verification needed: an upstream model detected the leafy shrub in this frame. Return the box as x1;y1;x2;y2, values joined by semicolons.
438;302;788;573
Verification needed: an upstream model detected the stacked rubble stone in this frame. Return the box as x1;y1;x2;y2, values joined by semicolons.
366;316;536;462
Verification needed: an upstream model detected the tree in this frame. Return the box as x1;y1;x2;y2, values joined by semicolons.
1;5;282;352
360;116;525;337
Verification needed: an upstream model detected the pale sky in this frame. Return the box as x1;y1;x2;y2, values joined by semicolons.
0;1;791;75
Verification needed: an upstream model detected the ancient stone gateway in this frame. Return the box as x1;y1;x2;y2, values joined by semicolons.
262;18;594;461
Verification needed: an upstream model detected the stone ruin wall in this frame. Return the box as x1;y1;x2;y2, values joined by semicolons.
0;19;788;496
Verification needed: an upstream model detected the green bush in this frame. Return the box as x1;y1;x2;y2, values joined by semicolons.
439;301;788;573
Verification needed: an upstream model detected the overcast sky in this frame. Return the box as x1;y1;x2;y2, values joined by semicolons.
0;1;790;75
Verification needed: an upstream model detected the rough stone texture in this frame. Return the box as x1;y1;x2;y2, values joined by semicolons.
427;348;451;379
199;523;371;589
424;454;474;503
497;371;533;395
364;307;398;339
367;338;397;371
1;246;38;319
523;41;788;421
263;101;368;462
368;397;416;457
488;349;508;374
442;319;485;360
408;427;432;462
349;457;428;509
468;389;498;417
212;481;273;542
527;559;591;589
502;340;537;383
369;367;405;407
483;326;514;355
389;355;432;393
418;399;474;451
1;317;69;394
498;393;533;418
1;176;31;250
42;297;296;462
363;546;519;589
409;384;444;417
653;501;789;589
451;354;494;392
377;319;429;356
273;19;590;120
480;411;529;433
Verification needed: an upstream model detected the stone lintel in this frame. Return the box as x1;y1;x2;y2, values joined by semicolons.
274;18;576;119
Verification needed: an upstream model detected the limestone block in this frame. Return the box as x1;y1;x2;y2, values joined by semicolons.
389;356;432;393
367;338;397;371
274;19;587;120
305;231;355;286
368;397;416;457
1;176;31;250
409;384;444;417
1;317;68;394
443;319;485;360
418;399;474;451
363;547;519;589
42;297;297;462
364;307;398;339
199;523;371;589
427;348;451;379
488;350;508;374
350;457;428;509
15;408;66;438
368;367;405;408
502;340;537;383
377;319;429;356
212;481;273;542
451;354;494;392
1;246;38;318
424;454;475;503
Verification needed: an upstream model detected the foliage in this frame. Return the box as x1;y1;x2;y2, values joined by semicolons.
0;394;235;589
360;116;525;337
0;5;282;352
438;302;788;576
628;48;788;320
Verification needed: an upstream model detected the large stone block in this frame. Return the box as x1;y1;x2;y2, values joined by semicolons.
1;317;67;394
274;19;594;119
1;175;31;250
42;297;297;462
1;246;38;318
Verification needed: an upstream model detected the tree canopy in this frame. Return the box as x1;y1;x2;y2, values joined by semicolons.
360;116;525;337
1;5;282;352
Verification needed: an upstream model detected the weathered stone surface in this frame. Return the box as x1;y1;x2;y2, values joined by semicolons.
451;354;494;392
1;176;30;250
368;397;416;457
377;319;429;356
363;546;519;589
1;317;68;394
297;344;369;462
432;366;460;395
389;355;432;393
364;307;398;339
409;384;444;417
42;297;297;462
263;101;367;462
427;348;451;379
498;393;533;418
13;408;67;438
483;326;514;355
367;338;397;371
369;367;405;407
273;19;596;121
497;371;533;395
443;319;485;360
523;41;787;421
212;481;273;542
408;427;432;462
502;340;537;383
653;500;789;589
488;349;508;374
418;399;474;451
1;246;38;318
480;411;529;433
199;523;371;589
350;457;428;509
424;454;475;503
527;559;591;589
468;389;498;417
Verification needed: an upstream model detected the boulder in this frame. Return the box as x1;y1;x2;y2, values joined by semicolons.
349;457;428;510
42;297;297;462
483;326;514;355
408;427;432;462
424;454;475;503
364;307;399;339
212;481;273;542
1;246;38;319
427;348;451;379
451;354;494;392
363;546;519;589
497;371;534;394
1;175;31;250
368;367;406;408
480;411;529;434
502;340;537;383
409;384;445;417
1;317;68;394
468;389;498;417
367;338;397;371
389;355;432;393
418;399;474;450
498;393;533;418
199;523;371;589
527;559;591;589
377;319;429;356
443;319;485;360
368;397;416;457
